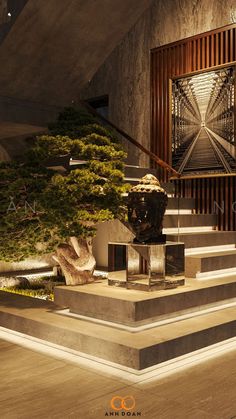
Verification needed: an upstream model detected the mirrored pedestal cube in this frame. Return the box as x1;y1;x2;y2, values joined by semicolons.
108;241;185;291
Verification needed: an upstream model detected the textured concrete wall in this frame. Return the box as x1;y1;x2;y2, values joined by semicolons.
81;0;236;166
0;1;29;44
0;0;152;107
0;0;7;23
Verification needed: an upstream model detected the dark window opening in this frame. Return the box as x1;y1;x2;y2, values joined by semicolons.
87;95;109;119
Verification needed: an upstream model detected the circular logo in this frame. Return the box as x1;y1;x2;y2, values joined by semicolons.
110;395;136;411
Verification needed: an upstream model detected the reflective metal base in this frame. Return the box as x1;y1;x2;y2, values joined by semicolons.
108;275;185;291
108;241;185;291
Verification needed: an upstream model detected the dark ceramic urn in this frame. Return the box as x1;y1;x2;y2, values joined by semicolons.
127;174;168;243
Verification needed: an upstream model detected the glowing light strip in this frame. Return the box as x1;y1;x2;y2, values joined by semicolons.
93;270;108;278
196;267;236;280
2;326;236;383
16;270;54;279
163;226;215;234
124;177;142;181
165;210;192;215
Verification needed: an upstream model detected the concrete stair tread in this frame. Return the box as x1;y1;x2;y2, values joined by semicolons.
1;290;236;347
2;290;236;369
163;214;217;227
167;231;236;249
54;277;236;325
54;304;236;347
55;276;236;301
186;249;236;258
168;231;233;237
185;249;236;277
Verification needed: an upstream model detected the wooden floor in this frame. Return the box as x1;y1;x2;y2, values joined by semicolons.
1;338;236;418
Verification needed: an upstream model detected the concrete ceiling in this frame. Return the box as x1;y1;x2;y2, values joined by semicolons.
0;0;152;106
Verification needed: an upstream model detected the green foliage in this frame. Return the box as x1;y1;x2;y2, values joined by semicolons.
30;134;125;162
0;275;66;300
0;286;54;300
0;107;128;262
48;107;118;143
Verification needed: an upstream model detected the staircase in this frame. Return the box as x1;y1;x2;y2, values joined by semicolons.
93;165;236;280
164;197;236;280
130;165;236;280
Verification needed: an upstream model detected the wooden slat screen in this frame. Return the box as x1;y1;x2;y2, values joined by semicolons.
151;24;236;230
175;176;236;231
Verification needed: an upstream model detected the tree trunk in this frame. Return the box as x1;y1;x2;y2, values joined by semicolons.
54;237;96;285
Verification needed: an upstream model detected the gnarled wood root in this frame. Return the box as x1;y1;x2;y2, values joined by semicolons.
54;237;96;286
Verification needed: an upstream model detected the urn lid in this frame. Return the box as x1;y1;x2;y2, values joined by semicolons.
130;174;166;194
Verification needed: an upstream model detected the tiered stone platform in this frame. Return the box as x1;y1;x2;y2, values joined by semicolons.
54;277;236;326
2;276;236;371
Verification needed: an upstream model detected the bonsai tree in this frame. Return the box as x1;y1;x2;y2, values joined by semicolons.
0;107;128;285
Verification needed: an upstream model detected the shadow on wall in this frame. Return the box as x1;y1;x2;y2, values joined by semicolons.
0;95;62;126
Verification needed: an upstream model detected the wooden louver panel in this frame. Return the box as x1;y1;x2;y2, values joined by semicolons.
150;24;236;230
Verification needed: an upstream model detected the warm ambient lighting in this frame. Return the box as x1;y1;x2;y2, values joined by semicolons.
196;268;236;280
185;244;236;255
165;209;193;215
163;226;215;233
56;299;236;333
2;326;236;383
16;271;54;279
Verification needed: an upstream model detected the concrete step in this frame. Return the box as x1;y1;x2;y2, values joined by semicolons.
2;286;236;370
185;249;236;278
167;231;236;249
163;214;217;229
167;197;195;210
54;277;236;326
92;213;218;268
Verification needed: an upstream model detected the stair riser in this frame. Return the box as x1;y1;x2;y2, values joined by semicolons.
167;232;236;248
139;322;236;369
2;309;236;370
54;282;236;325
163;214;217;228
167;198;195;210
0;311;140;369
186;254;236;277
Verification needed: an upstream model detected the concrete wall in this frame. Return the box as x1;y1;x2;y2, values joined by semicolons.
92;220;134;268
0;0;152;108
81;0;236;167
0;0;8;23
0;1;29;44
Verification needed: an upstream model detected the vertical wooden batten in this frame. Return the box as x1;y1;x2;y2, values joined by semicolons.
151;23;236;230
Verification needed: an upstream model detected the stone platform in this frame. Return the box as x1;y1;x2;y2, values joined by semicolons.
54;276;236;326
1;275;236;371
